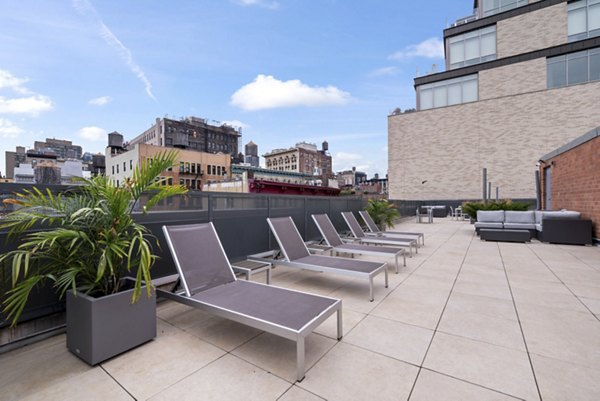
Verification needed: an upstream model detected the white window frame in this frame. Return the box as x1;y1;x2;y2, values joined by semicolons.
418;74;479;111
447;25;496;70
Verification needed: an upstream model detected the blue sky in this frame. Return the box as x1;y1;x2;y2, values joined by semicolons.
0;0;469;177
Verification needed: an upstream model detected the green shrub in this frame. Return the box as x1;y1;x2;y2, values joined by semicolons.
365;199;400;230
461;200;531;220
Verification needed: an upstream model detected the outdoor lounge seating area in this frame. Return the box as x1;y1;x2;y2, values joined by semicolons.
1;217;599;400
475;210;593;245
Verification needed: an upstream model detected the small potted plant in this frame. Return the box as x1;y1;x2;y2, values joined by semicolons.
365;199;400;230
0;150;187;364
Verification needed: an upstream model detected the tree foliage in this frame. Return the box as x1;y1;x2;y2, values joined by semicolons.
365;199;400;230
0;150;187;326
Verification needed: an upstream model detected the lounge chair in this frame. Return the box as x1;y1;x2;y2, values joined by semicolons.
311;214;406;273
266;217;388;301
341;212;418;256
358;210;425;246
159;222;342;382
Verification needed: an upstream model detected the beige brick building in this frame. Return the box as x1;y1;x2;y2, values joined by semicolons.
389;0;600;202
106;143;230;190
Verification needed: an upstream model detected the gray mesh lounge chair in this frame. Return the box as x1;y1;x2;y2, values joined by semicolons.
160;222;342;382
311;214;406;273
341;212;418;257
358;210;425;246
267;217;388;302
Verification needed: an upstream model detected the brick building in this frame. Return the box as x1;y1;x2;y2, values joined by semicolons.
539;126;599;240
106;134;230;190
130;116;242;162
388;0;600;203
263;141;333;182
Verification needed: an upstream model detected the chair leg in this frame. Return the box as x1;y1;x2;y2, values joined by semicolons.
296;338;306;382
337;308;343;340
369;276;374;302
266;267;272;285
384;268;389;288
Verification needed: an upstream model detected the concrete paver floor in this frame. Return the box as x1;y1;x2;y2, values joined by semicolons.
1;218;599;400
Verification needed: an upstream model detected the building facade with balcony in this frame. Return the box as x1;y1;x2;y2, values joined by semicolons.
388;0;600;202
105;143;231;190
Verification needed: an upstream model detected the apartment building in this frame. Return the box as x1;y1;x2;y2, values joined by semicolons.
388;0;600;202
105;142;230;190
130;116;242;162
263;141;333;182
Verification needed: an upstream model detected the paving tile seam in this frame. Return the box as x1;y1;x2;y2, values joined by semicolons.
498;243;543;401
335;339;424;371
277;384;326;401
528;350;600;372
407;224;476;400
98;365;137;401
433;329;527;353
417;367;527;401
527;245;600;323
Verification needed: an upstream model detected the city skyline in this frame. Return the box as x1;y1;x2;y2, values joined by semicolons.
0;0;468;177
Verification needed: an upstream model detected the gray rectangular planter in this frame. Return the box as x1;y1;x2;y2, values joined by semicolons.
66;285;156;365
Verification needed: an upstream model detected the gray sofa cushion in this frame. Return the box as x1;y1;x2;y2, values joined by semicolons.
543;211;581;220
504;223;536;230
474;222;503;229
505;211;534;224
477;210;505;223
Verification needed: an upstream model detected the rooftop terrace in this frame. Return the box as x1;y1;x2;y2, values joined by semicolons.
1;218;599;400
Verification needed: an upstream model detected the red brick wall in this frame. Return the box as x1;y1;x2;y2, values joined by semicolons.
540;136;600;239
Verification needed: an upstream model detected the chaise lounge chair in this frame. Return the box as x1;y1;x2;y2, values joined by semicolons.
159;222;342;382
341;212;418;257
266;217;388;302
358;210;425;246
311;214;406;273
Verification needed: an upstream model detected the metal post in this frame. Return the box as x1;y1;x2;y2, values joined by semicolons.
482;168;487;200
495;186;499;200
488;182;492;201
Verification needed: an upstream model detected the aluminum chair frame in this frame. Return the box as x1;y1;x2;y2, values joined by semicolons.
358;210;425;246
159;222;342;382
266;217;389;302
311;213;406;273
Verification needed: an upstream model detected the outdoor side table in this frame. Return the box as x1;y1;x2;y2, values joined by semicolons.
306;243;333;255
480;229;530;243
231;259;272;284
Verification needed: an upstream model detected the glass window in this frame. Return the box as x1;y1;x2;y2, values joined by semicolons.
447;26;496;70
112;165;114;175
420;88;433;110
418;74;478;110
569;0;600;41
547;56;567;88
567;52;588;85
547;48;600;88
590;48;600;81
123;162;126;172
482;0;527;17
433;86;447;108
447;83;462;105
462;78;478;102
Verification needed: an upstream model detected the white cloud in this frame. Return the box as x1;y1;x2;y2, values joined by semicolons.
0;95;53;115
233;0;279;10
88;96;112;106
367;66;400;78
77;126;107;141
0;70;31;94
231;75;351;111
0;119;24;138
73;0;155;100
389;37;444;60
221;120;250;130
0;70;54;115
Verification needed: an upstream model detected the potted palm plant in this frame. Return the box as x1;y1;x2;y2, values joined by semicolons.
0;150;187;364
365;199;400;230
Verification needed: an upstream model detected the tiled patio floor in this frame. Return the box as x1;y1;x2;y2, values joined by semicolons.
1;218;599;400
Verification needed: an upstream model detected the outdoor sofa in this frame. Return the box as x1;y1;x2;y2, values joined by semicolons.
474;210;592;245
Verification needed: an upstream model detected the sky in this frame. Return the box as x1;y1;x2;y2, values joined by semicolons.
0;0;470;178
